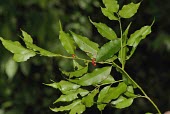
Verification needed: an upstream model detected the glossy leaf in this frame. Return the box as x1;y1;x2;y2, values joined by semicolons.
54;88;89;103
91;21;117;40
99;75;115;85
59;22;76;54
45;80;80;93
97;86;110;110
0;38;36;62
61;66;88;78
127;25;152;59
50;99;81;112
71;66;112;86
101;7;118;20
102;82;127;103
82;88;99;107
119;2;140;18
70;103;86;114
127;26;151;47
111;96;134;109
96;39;121;62
102;0;119;12
71;31;99;58
21;30;33;43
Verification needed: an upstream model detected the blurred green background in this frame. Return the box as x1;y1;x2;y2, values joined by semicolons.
0;0;170;114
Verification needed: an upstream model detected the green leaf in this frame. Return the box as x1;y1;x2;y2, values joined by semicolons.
99;75;115;85
61;67;88;78
101;7;118;20
96;39;121;62
71;66;112;86
127;26;152;47
50;99;81;112
82;88;99;107
97;86;110;110
21;30;33;44
118;23;131;65
91;21;117;40
71;31;99;58
45;80;80;93
23;41;57;57
124;86;137;98
59;22;76;54
54;88;89;103
5;58;18;80
119;2;140;18
102;82;127;103
127;25;152;59
70;103;86;114
111;96;134;109
0;38;36;62
102;0;119;12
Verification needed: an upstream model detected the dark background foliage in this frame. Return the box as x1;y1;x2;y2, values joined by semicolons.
0;0;170;114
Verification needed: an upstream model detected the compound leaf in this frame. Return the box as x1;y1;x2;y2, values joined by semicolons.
91;21;117;40
119;2;140;18
0;38;36;62
96;39;121;62
99;75;115;85
71;31;99;58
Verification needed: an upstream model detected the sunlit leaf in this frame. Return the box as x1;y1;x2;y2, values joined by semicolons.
111;96;134;109
127;25;152;59
45;80;80;93
119;2;140;18
50;99;81;112
21;30;33;44
71;31;99;58
96;39;121;62
70;103;86;114
0;38;36;62
127;26;151;47
102;0;119;13
101;7;118;20
82;88;99;107
71;66;112;86
97;86;110;110
54;88;89;103
91;20;117;40
59;22;76;54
